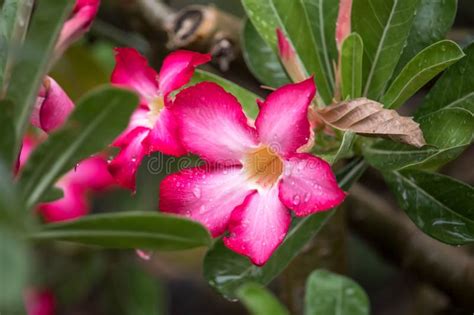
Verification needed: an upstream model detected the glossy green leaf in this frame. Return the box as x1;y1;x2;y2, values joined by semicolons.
382;40;464;109
340;33;363;100
203;161;366;299
242;0;337;104
416;42;474;116
18;86;138;208
0;100;15;167
30;212;212;250
394;0;457;76
385;170;474;245
6;0;73;146
363;108;474;171
352;0;420;99
305;270;370;315
190;69;260;118
237;283;289;315
242;19;289;88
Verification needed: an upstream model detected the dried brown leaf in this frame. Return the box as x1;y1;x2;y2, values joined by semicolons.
317;98;426;147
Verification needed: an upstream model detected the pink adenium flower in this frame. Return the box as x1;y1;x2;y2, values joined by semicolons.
37;155;114;222
108;47;211;190
335;0;353;48
55;0;100;55
18;136;114;223
159;79;346;265
24;289;56;315
30;76;74;133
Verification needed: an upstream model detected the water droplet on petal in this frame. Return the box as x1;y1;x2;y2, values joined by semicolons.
304;192;311;202
192;186;201;199
292;195;301;205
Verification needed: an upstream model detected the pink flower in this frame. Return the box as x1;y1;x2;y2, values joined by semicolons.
55;0;100;55
108;48;211;190
24;289;56;315
336;0;353;48
31;77;74;133
37;156;114;222
159;79;346;265
18;136;114;223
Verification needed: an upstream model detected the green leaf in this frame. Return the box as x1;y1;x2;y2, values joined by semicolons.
242;0;338;104
0;161;30;313
203;161;366;299
190;69;260;118
352;0;420;99
305;270;370;315
30;211;212;250
382;40;464;109
340;33;363;99
237;283;289;315
394;0;457;76
416;42;474;116
363;108;474;171
6;0;74;146
0;0;18;89
242;19;289;88
114;261;165;315
40;187;64;203
0;100;15;167
18;86;138;208
385;170;474;245
0;228;30;313
322;132;356;165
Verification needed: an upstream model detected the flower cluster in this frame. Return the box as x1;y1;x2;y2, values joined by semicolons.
21;0;347;268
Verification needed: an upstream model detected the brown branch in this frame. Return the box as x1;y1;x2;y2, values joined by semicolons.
134;0;242;71
348;184;474;308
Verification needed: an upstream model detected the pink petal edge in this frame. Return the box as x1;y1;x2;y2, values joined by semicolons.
224;186;291;266
278;153;346;216
255;78;316;156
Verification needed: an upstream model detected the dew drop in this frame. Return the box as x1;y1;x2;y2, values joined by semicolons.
304;192;311;202
192;186;201;198
292;195;301;205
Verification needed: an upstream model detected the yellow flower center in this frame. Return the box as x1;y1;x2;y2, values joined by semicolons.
244;146;284;188
147;96;165;126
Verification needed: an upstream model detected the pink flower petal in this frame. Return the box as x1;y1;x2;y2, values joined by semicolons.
158;50;211;98
159;165;254;237
25;288;56;315
111;47;159;103
38;182;88;223
224;186;291;266
278;153;346;216
255;78;315;156
56;0;100;54
17;136;38;173
31;77;74;133
68;156;115;191
108;127;150;190
143;106;186;156
112;107;151;147
336;0;353;48
173;82;258;164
